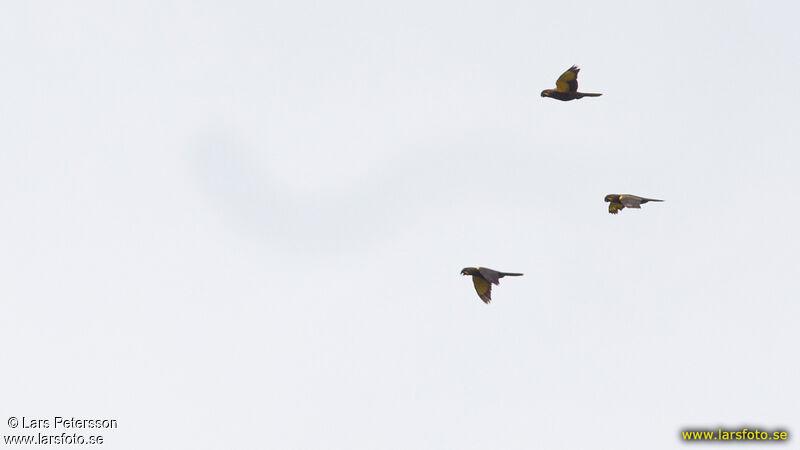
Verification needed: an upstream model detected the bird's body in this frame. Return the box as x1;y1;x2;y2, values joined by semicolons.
543;91;602;101
604;194;664;214
541;65;602;101
460;267;523;304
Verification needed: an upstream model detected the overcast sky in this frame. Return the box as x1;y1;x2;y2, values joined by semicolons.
2;1;798;449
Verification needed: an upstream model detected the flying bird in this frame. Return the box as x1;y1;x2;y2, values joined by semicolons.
460;267;523;304
604;194;664;214
541;65;602;101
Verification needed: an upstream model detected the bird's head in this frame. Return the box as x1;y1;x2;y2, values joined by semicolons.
604;195;615;203
460;267;475;276
540;90;550;97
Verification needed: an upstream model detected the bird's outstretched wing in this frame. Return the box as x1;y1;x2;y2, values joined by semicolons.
471;276;492;304
555;65;579;93
608;202;624;214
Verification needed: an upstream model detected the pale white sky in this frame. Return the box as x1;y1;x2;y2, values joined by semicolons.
1;1;798;449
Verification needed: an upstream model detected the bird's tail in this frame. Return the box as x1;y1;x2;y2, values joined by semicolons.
500;272;524;277
641;198;664;203
577;92;602;98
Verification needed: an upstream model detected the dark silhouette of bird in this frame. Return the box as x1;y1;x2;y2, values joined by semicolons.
604;194;664;214
460;267;523;304
541;65;602;101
